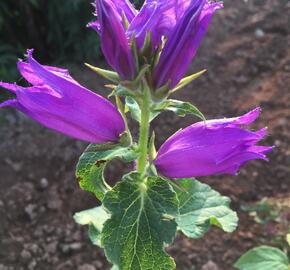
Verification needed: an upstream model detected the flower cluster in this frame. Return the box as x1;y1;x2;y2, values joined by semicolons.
0;1;274;269
90;0;222;89
0;0;272;179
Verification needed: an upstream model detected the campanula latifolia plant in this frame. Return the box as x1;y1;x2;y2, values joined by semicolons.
0;0;273;269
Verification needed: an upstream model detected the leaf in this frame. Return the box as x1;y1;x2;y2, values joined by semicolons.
125;97;141;123
174;178;238;238
102;173;178;270
235;246;289;270
152;99;205;121
76;144;138;201
74;206;110;247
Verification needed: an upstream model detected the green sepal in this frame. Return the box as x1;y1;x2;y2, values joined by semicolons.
102;172;178;270
152;99;206;121
235;246;289;270
153;83;170;101
170;69;207;94
173;178;238;238
109;85;136;98
85;63;120;83
73;206;110;247
141;31;152;57
121;11;129;30
121;64;150;91
76;143;139;201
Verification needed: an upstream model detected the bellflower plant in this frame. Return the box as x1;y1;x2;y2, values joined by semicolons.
0;0;274;269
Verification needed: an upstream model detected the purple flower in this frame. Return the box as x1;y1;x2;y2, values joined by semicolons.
127;0;192;49
154;108;273;178
153;0;223;89
0;50;125;144
90;0;221;87
89;0;136;80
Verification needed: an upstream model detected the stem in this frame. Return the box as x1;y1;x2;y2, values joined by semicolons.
136;84;151;175
115;96;132;144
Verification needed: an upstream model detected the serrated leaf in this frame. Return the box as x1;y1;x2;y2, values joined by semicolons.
235;246;289;270
74;206;110;247
102;173;178;270
76;144;138;201
152;99;205;121
173;178;238;238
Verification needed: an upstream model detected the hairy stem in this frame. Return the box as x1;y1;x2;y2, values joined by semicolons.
136;84;151;175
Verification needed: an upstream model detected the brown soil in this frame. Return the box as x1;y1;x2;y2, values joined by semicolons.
0;0;289;269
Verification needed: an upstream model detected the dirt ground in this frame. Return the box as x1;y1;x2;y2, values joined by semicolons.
0;0;289;269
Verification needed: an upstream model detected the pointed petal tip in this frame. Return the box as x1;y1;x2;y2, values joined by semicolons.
236;107;262;125
0;99;18;109
0;82;18;93
26;49;34;58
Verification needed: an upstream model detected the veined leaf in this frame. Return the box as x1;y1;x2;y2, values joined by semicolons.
235;246;289;270
74;206;110;247
102;173;178;270
152;99;205;121
76;144;138;201
174;178;238;238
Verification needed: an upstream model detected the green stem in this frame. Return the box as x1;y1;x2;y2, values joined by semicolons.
115;96;132;145
136;84;151;175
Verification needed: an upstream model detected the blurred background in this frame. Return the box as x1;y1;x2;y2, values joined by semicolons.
0;0;289;270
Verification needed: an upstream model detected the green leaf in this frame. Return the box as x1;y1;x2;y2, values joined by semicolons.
76;144;138;201
174;178;238;238
152;99;205;121
102;173;178;270
125;97;141;123
73;206;110;247
235;246;289;270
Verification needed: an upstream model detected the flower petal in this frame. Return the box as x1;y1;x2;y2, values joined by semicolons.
153;0;222;88
17;59;80;86
96;0;136;79
1;51;126;143
127;0;191;48
155;109;272;178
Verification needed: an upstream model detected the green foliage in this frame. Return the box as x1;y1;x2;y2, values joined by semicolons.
102;172;178;270
76;143;138;201
74;206;110;247
152;99;206;120
173;178;238;238
235;246;289;270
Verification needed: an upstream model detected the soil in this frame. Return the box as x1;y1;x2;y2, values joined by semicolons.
0;0;289;269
